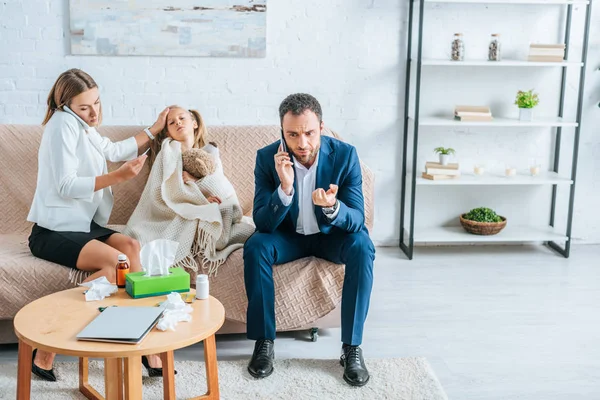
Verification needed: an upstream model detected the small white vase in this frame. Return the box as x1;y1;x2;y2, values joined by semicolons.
519;108;533;122
439;154;449;166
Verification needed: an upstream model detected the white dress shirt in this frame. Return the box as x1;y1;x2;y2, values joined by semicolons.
27;108;138;232
277;152;340;235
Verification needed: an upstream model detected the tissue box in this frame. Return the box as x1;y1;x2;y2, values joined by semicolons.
125;267;190;299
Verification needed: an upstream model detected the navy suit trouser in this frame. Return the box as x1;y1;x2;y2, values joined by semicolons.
243;227;375;346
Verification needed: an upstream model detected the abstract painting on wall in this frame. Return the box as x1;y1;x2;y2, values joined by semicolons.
69;1;267;57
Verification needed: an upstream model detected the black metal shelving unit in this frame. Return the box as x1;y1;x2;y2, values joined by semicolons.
399;0;593;260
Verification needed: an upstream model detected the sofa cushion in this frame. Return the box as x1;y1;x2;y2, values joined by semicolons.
0;234;78;319
196;249;346;331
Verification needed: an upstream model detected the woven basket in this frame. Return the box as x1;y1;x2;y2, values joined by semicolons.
459;214;507;235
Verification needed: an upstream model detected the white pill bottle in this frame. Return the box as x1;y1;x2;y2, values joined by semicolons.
196;274;209;300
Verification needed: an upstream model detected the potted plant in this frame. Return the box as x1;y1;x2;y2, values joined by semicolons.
514;89;539;121
459;207;507;235
433;147;455;166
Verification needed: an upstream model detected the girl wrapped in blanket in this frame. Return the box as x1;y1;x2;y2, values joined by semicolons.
124;106;254;276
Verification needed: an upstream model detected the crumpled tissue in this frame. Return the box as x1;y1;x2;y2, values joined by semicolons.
157;292;193;331
140;239;179;277
79;276;118;301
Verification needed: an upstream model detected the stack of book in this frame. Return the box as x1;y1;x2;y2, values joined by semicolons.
422;162;460;180
528;44;565;62
454;105;493;122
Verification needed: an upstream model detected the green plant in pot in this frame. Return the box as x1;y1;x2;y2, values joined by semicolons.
515;89;539;122
433;147;455;166
460;207;507;235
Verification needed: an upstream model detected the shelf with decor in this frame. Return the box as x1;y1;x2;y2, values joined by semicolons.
409;116;578;127
414;226;568;243
424;0;589;4
419;59;584;67
399;0;592;259
412;171;573;185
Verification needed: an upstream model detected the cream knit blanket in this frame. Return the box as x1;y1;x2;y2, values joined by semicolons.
123;139;255;275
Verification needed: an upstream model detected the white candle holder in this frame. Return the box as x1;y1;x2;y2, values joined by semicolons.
505;165;517;177
529;159;541;176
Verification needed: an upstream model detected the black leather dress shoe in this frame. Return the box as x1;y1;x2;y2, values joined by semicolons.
142;355;177;377
340;345;370;387
31;349;56;382
247;339;274;379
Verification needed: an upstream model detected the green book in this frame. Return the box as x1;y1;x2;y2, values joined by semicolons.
125;267;190;299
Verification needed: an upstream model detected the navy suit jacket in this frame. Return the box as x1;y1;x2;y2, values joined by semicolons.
252;135;365;235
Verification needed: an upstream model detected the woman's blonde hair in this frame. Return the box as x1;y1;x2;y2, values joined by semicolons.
42;69;101;126
149;106;207;166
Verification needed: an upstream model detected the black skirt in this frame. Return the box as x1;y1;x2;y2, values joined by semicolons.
28;221;118;269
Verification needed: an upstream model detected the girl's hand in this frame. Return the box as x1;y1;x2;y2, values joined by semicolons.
207;196;222;204
148;107;170;136
182;171;197;184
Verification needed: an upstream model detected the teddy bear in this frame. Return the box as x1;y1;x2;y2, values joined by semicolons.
182;147;216;179
182;142;238;205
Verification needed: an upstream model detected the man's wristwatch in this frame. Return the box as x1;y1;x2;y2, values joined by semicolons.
144;127;155;140
322;200;339;215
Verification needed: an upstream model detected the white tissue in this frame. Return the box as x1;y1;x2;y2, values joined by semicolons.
156;292;193;331
79;277;118;301
140;239;179;277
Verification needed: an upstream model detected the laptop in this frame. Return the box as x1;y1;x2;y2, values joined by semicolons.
77;306;165;345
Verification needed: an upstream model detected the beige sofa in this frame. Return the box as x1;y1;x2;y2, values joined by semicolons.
0;124;374;344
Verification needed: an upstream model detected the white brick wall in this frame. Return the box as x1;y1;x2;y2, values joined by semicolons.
0;0;599;245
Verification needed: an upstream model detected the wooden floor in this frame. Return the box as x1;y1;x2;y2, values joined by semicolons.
2;244;599;399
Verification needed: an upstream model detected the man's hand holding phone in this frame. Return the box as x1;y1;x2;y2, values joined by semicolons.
275;142;294;195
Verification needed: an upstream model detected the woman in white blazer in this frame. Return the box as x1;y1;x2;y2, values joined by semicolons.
27;69;169;381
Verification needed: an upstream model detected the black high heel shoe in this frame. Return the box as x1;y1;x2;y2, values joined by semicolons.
31;349;57;382
141;355;177;377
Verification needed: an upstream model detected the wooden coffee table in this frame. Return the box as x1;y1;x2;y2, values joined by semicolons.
14;287;225;400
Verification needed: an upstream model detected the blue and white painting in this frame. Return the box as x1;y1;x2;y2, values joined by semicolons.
69;1;267;57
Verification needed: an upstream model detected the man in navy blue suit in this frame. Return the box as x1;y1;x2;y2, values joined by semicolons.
244;93;375;386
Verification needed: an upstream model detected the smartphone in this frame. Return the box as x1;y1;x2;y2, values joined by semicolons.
280;129;288;153
63;105;87;127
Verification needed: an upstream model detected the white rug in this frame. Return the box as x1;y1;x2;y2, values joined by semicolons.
0;357;447;400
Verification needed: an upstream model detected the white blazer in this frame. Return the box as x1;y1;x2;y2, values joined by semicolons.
27;108;138;232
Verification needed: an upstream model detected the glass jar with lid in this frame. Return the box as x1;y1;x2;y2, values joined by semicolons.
488;33;501;61
451;33;464;61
